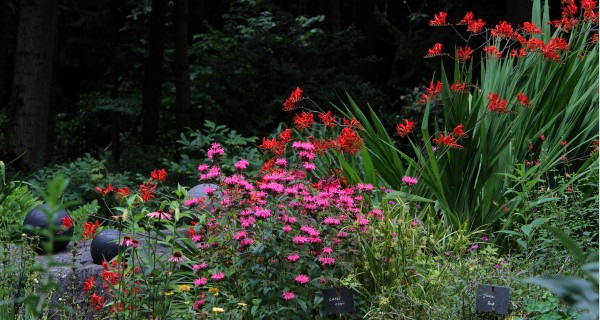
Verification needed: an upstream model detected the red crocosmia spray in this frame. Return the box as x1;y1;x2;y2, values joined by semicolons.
293;112;314;131
429;11;448;26
150;168;167;182
283;87;303;111
396;119;415;138
425;43;444;58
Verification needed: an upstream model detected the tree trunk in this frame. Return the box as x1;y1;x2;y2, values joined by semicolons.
325;0;342;32
9;0;58;170
141;0;167;145
173;0;191;137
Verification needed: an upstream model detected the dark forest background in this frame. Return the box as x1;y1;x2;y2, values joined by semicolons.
0;0;563;175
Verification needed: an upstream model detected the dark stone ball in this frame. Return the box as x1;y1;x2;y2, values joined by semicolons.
90;229;123;265
23;204;74;254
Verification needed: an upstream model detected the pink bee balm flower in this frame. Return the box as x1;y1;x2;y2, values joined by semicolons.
283;225;292;233
233;231;247;241
282;291;295;301
295;274;310;285
275;158;287;167
323;217;341;225
293;236;308;244
193;262;208;272
211;273;225;282
234;159;250;170
322;247;333;255
194;277;208;286
319;256;335;266
402;176;418;187
207;143;225;160
287;253;300;262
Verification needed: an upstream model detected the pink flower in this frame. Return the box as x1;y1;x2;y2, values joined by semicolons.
282;291;295;300
194;277;208;286
295;274;310;285
146;211;173;221
402;176;418;187
207;143;225;160
193;262;208;272
240;238;254;246
283;225;292;233
275;158;287;167
323;217;340;225
233;231;247;241
168;251;187;263
319;256;335;266
197;164;209;172
293;236;308;244
211;273;225;282
287;253;300;262
321;247;333;255
234;159;250;170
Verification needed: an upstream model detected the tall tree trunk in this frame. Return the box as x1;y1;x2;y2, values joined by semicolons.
9;0;58;170
325;0;342;32
141;0;167;145
173;0;191;137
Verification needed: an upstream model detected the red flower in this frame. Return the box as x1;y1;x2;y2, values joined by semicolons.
95;184;114;196
335;128;363;155
483;45;502;58
458;12;475;25
293;111;314;131
433;134;463;149
467;18;486;33
510;48;527;58
451;124;469;138
313;139;330;155
396;119;415;138
139;181;157;202
83;220;100;241
457;46;472;61
425;43;444;58
259;137;285;156
521;21;542;34
450;81;469;93
150;168;167;182
90;292;105;312
318;111;337;127
283;87;303;111
279;128;292;143
429;11;448;26
83;276;95;293
516;92;531;107
487;92;513;113
116;187;130;200
61;216;73;229
491;21;515;38
342;117;362;129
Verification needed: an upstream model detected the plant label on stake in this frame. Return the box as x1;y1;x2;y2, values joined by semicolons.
323;287;355;315
476;284;510;315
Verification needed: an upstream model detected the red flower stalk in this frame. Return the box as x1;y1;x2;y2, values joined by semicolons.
318;111;337;127
467;18;486;33
139;181;157;202
510;48;527;58
451;124;469;138
116;187;130;200
487;92;514;113
458;12;475;25
457;46;472;62
83;276;95;293
61;216;73;229
293;111;314;131
396;119;415;138
95;184;114;196
283;87;303;111
425;43;444;58
90;292;105;312
150;168;167;182
342;117;362;129
335;128;363;155
83;220;100;241
429;11;448;26
516;92;531;107
491;21;515;38
521;21;542;34
433;134;463;149
483;45;502;58
450;81;469;93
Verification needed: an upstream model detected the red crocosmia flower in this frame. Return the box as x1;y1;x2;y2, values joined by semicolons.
457;46;472;61
150;168;167;182
483;45;502;58
426;80;443;97
560;140;568;146
521;21;542;34
451;124;469;138
491;21;515;38
116;187;130;200
425;43;444;58
313;139;330;155
487;92;513;113
467;18;486;33
342;117;362;129
90;293;105;312
293;111;314;131
259;137;285;156
95;184;115;196
336;128;363;155
279;128;292;143
458;12;475;25
83;220;100;241
516;92;531;107
540;134;545;141
433;133;463;149
139;181;157;202
450;81;469;93
283;87;303;111
429;11;448;26
83;276;94;293
318;111;337;127
396;119;415;138
510;48;527;58
61;216;73;229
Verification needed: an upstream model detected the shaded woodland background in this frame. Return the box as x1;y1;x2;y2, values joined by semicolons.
0;0;563;174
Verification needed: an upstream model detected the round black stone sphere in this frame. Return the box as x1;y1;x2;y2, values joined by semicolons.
90;229;122;265
23;204;74;254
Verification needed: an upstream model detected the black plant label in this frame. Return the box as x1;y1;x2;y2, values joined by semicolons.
323;287;355;315
476;284;510;315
